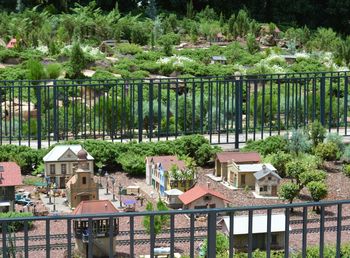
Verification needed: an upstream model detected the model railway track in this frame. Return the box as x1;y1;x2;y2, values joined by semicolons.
290;215;350;225
291;224;350;234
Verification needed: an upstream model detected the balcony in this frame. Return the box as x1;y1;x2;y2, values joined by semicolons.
0;199;348;257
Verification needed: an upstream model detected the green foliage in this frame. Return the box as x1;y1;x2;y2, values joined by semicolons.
26;59;46;81
307;120;326;148
278;182;299;204
118;151;145;176
336;36;350;66
68;42;89;78
307;181;328;202
23;176;43;185
286;160;306;188
117;43;142;55
343;164;350;177
307;27;340;52
314;142;340;161
299;170;327;187
243;136;288;156
246;33;259;54
0;49;20;62
46;63;61;79
326;133;345;152
263;151;293;177
343;145;350;163
0;212;33;232
200;232;229;257
143;199;169;236
288;129;310;156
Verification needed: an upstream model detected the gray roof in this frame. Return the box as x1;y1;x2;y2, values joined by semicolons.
43;145;94;162
164;189;184;196
211;56;227;61
254;167;281;180
236;163;276;173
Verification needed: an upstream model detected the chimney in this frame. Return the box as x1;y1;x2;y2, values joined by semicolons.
207;182;211;189
262;164;267;173
105;203;108;210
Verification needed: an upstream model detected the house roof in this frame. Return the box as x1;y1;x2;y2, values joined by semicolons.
164;189;184;196
216;152;261;164
0;162;22;187
6;38;16;49
254;167;281;180
220;214;289;235
73;200;118;215
234;163;276;173
43;145;94;162
179;185;231;205
211;56;227;61
100;40;117;47
146;155;186;171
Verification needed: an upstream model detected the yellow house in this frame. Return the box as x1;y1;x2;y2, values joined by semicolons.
227;163;277;188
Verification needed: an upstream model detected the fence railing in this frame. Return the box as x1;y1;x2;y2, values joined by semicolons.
0;199;349;258
0;71;349;148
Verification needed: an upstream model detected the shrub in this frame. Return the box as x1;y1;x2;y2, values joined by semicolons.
46;63;61;79
26;58;46;81
0;212;33;232
326;133;345;153
117;43;143;55
68;42;89;78
307;181;328;202
278;182;299;205
243;135;288;156
246;33;259;54
314;141;340;161
307;120;326;148
343;164;350;177
264;151;293;177
118;151;145;176
288;129;311;156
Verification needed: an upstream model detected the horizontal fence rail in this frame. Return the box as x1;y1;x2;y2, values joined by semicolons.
0;200;350;257
0;71;349;148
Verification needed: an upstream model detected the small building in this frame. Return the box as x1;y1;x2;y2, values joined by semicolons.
214;32;225;42
227;163;276;189
66;149;99;209
219;214;289;251
73;200;119;258
179;185;230;210
0;162;22;212
211;56;227;64
254;165;281;197
99;40;117;56
164;189;183;209
281;55;297;64
145;156;193;196
6;38;17;49
43;145;94;189
215;152;261;181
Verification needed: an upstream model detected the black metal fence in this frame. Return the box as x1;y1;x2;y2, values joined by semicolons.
1;199;349;258
0;71;349;148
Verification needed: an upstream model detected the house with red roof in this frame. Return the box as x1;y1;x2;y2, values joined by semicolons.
215;152;261;180
178;185;230;210
0;162;22;212
145;156;194;197
73;200;119;257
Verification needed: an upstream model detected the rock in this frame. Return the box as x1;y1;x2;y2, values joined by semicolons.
3;57;21;65
259;34;276;46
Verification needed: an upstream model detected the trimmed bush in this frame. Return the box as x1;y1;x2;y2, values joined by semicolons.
314;141;340;161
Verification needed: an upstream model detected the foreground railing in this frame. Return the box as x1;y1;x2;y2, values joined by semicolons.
1;199;350;258
0;71;349;148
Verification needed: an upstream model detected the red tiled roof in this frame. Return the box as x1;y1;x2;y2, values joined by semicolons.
216;152;261;164
0;162;22;187
179;185;231;205
73;200;118;215
146;155;186;171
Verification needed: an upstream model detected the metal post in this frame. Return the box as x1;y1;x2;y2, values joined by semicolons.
207;211;217;258
119;184;122;207
105;171;109;195
320;73;326;126
235;79;240;149
36;84;42;149
137;83;143;142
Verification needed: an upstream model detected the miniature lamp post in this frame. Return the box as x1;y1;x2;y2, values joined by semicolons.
105;171;109;195
52;183;57;212
45;176;50;198
118;183;123;207
110;177;116;202
98;168;103;189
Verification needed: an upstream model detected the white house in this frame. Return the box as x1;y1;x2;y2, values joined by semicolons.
43;145;94;188
219;214;290;251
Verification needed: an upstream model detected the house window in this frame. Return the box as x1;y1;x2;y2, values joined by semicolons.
204;195;212;201
50;164;55;175
241;175;246;185
82;177;87;184
86;163;90;170
61;164;67;174
268;177;272;180
260;187;263;192
263;186;268;192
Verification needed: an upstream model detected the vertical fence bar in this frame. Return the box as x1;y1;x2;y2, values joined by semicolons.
46;219;50;258
88;218;93;258
170;214;175;258
253;81;257;141
284;208;290;258
166;83;170;140
277;80;281;134
24;220;29;258
229;212;234;258
2;222;7;258
235;80;240;149
345;76;348;135
53;81;58;142
137;83;143;142
67;219;72;258
329;78;333;131
320;73;326;126
150;215;155;258
191;81;195;135
190;213;195;258
36;85;42;149
302;206;308;257
130;216;134;258
200;80;204;135
319;206;325;258
149;81;154;141
266;209;271;258
109;217;114;258
336;204;342;258
261;81;265;139
248;210;253;258
207;211;217;258
157;84;161;141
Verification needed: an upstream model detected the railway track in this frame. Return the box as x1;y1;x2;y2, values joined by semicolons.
290;215;350;225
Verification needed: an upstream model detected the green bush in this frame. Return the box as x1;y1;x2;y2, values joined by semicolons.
263;151;293;177
46;63;61;79
343;164;350;177
242;136;288;156
314;141;340;161
0;212;33;232
117;43;143;55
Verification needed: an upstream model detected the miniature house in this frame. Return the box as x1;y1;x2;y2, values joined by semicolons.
66;149;99;209
145;156;193;196
227;163;277;189
219;214;289;251
73;200;119;257
0;162;22;212
179;185;230;210
215;152;261;181
254;165;281;197
99;40;117;56
43;145;94;188
164;189;183;209
211;56;227;64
